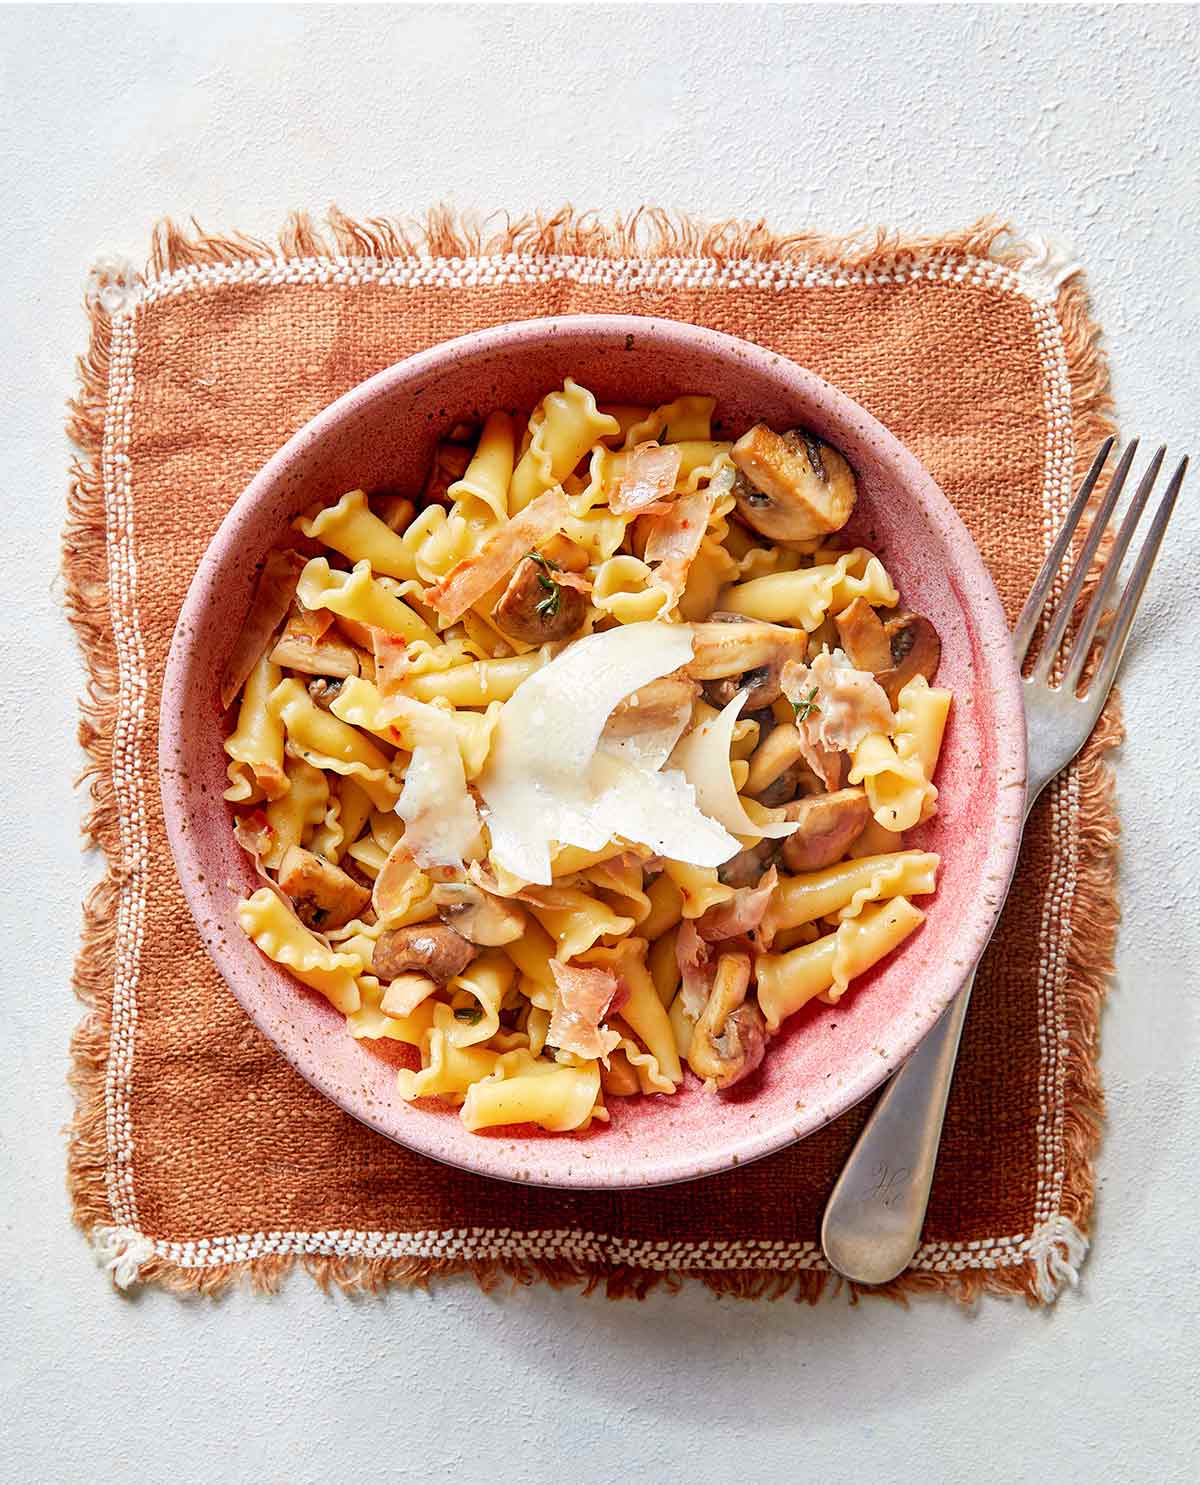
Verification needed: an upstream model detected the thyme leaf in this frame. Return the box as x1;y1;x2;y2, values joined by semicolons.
790;686;820;724
453;1005;483;1025
528;549;562;620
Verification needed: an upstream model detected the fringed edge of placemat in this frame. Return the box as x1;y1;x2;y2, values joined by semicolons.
63;208;1119;1304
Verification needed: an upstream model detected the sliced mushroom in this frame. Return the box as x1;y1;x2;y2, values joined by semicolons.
687;619;808;710
754;763;809;809
276;845;372;931
778;788;872;874
731;425;857;541
373;922;477;983
270;620;360;680
306;678;345;711
718;840;777;889
876;612;941;705
606;672;700;740
834;597;893;672
492;552;588;643
686;951;767;1090
432;882;524;946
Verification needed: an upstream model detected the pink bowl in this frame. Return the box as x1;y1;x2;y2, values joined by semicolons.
161;315;1026;1189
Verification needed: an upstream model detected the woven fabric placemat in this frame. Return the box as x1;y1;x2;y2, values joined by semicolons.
64;209;1120;1303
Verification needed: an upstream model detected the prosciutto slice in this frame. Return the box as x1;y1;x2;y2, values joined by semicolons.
610;442;681;515
548;960;621;1061
423;488;568;623
696;866;778;943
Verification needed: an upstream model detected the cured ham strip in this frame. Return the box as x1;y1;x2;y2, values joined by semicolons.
372;629;411;699
610;442;682;515
548;959;621;1061
675;917;715;1019
642;467;732;608
781;651;894;752
423;488;569;624
696;866;778;943
781;650;894;790
220;549;307;709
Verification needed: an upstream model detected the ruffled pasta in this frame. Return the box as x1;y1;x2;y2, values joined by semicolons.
756;897;926;1028
226;378;954;1139
849;732;937;832
268;678;401;809
509;379;620;513
721;548;899;630
447;409;515;527
224;652;287;801
237;888;364;1014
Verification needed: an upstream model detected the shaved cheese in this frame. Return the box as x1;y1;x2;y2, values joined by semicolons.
423;488;569;624
220;549;307;709
611;442;682;515
478;623;741;883
668;690;800;840
548;960;621;1061
384;695;482;869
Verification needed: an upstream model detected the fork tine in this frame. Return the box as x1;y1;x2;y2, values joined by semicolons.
1060;446;1165;693
1031;439;1139;679
1081;455;1188;705
1013;437;1115;662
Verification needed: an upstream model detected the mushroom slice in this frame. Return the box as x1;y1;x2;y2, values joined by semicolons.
432;881;525;946
687;619;808;710
276;844;372;931
718;840;777;889
270;620;361;680
876;612;942;706
834;597;893;673
686;951;767;1089
492;551;588;644
373;922;478;984
306;678;345;712
778;788;872;875
731;425;857;541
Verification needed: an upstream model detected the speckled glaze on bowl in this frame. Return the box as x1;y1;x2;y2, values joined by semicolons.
161;315;1026;1189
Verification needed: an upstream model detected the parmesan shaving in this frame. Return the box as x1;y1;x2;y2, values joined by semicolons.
477;623;741;883
386;695;482;868
668;690;801;840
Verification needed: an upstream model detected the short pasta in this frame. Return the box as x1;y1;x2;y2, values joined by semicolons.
221;380;953;1133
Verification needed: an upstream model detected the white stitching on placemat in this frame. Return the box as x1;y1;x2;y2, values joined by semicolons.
99;311;147;1230
92;243;1086;1293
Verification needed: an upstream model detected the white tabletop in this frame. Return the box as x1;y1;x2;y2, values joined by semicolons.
3;6;1198;1482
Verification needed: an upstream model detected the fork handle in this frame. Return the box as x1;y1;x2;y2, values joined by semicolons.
820;966;977;1285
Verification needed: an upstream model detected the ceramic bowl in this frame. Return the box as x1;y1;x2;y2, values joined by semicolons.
161;315;1026;1188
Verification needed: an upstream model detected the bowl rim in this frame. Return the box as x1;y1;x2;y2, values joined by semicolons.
160;312;1027;1189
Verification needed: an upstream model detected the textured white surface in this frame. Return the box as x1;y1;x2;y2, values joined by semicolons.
2;5;1198;1482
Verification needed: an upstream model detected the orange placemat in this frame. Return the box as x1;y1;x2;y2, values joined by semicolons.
64;209;1119;1302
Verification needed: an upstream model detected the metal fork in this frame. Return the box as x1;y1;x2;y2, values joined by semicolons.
821;437;1189;1286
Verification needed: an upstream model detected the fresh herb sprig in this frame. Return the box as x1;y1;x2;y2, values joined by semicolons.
527;549;563;620
791;686;820;724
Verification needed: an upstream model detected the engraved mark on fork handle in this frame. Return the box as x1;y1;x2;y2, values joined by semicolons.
861;1161;911;1209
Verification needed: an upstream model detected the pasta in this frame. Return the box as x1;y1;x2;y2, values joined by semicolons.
223;380;954;1136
